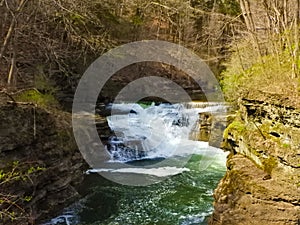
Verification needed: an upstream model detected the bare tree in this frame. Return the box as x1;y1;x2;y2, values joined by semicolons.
292;0;300;78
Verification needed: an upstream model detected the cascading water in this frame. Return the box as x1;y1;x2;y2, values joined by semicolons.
105;103;219;162
43;102;228;225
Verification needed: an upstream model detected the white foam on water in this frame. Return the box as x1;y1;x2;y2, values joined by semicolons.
43;213;74;225
86;166;190;177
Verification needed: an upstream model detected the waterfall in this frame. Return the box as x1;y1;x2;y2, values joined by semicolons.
105;102;226;162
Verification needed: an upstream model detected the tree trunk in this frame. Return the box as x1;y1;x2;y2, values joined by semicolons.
292;0;300;78
0;0;27;59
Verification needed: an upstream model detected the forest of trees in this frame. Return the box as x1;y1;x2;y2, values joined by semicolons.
223;0;300;106
0;0;299;105
0;0;240;90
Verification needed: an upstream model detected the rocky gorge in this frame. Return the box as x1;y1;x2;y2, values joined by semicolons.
2;89;300;225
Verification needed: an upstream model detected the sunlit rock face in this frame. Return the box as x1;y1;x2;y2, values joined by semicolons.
210;98;300;225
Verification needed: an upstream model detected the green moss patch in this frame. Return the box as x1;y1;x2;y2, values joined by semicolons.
224;120;246;139
15;89;59;108
262;156;278;174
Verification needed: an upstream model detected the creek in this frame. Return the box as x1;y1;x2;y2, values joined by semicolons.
43;102;228;225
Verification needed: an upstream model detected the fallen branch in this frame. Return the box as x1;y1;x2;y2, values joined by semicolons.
0;90;16;102
7;101;36;106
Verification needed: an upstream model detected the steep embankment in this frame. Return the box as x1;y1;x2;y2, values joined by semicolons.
0;96;86;224
210;96;300;225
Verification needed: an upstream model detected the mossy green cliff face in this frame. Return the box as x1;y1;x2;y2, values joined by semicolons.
210;98;300;225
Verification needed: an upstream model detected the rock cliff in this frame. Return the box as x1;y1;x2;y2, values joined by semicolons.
0;101;86;224
210;97;300;225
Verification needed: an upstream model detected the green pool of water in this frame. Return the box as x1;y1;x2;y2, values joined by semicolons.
72;153;227;225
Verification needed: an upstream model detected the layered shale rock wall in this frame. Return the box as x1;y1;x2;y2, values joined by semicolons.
210;98;300;225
